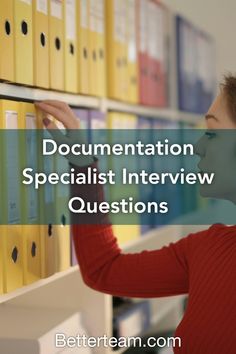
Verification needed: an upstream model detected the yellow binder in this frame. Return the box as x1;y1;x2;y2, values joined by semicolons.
64;0;78;93
106;0;126;101
0;174;4;293
88;0;98;96
96;0;106;97
53;121;70;272
77;0;90;94
14;0;33;86
107;111;140;245
19;103;41;285
0;0;14;82
49;0;64;91
127;0;138;103
0;235;4;294
36;110;56;278
33;0;50;88
0;100;23;293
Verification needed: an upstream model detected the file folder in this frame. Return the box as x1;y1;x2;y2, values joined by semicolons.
64;0;78;93
137;117;153;234
77;0;90;94
88;0;98;96
49;0;64;90
138;0;149;105
0;99;23;293
176;15;198;113
0;0;14;82
96;0;106;97
154;2;167;107
14;0;33;85
89;110;108;193
36;111;56;278
147;0;157;106
0;172;4;293
126;0;138;104
106;0;124;100
107;112;140;245
33;0;50;88
54;120;71;272
70;109;90;266
72;108;90;139
0;236;3;294
19;103;41;285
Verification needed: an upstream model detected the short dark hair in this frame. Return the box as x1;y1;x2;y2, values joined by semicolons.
221;75;236;122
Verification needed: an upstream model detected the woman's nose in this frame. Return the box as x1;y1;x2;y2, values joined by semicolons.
193;135;207;157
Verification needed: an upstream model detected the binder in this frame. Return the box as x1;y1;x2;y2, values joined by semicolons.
138;0;149;105
137;117;153;234
0;174;4;294
153;1;167;107
126;0;138;104
147;0;157;106
0;100;23;293
107;112;140;245
96;0;106;97
0;0;14;82
19;103;41;285
49;0;64;90
89;109;107;180
73;108;90;131
71;108;90;266
33;0;50;89
36;111;56;278
14;0;33;85
54;120;71;272
64;0;78;93
176;15;198;113
77;0;90;94
88;0;98;96
106;0;124;100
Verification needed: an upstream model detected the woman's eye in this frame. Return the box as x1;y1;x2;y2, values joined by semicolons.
205;131;216;139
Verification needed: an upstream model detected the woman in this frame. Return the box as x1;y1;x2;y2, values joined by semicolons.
35;75;236;353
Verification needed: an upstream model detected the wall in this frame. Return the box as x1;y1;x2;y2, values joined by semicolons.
163;0;236;86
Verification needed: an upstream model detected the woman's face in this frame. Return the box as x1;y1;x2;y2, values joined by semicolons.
195;92;236;203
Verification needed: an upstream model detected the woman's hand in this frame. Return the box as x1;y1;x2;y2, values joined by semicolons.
35;100;95;166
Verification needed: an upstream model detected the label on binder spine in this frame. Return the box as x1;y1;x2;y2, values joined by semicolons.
66;0;76;40
20;0;32;5
51;0;62;19
37;0;47;14
80;0;88;29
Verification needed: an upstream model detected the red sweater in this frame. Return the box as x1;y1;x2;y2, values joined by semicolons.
71;162;236;353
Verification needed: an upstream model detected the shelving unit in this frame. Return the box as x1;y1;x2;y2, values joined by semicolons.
0;80;206;353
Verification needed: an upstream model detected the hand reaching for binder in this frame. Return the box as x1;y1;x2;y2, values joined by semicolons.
35;100;94;167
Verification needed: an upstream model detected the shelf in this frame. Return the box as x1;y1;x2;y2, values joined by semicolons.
0;82;203;124
0;225;180;304
0;83;100;109
0;265;78;304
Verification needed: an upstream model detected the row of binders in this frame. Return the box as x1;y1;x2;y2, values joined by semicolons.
0;98;206;295
0;1;216;110
0;0;168;106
